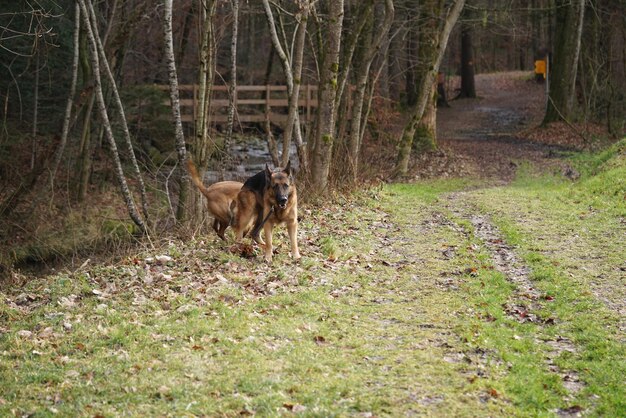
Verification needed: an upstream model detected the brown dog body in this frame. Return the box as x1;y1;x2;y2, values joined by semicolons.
231;162;300;262
187;159;242;240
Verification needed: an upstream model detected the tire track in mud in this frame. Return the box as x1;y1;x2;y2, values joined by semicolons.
443;192;587;416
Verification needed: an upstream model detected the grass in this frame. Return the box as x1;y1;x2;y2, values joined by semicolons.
467;140;626;415
1;143;624;416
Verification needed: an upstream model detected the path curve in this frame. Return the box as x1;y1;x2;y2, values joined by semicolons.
433;72;564;181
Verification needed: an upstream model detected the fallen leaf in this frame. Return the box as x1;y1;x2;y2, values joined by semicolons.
16;330;33;338
38;327;54;339
559;405;583;414
313;335;326;345
155;255;173;264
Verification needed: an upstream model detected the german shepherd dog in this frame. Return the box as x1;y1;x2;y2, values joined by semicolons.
231;162;300;262
187;159;243;240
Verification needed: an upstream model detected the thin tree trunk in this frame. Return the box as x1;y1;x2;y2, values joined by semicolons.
176;2;195;69
186;0;217;225
77;30;95;202
77;0;146;233
49;2;80;190
224;0;239;164
336;1;373;111
394;0;465;178
261;0;308;168
281;4;308;169
31;52;39;171
85;0;149;223
347;0;394;182
308;0;344;193
290;6;308;172
163;0;189;224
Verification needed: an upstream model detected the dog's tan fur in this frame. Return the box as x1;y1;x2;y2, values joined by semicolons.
231;162;300;262
187;159;242;240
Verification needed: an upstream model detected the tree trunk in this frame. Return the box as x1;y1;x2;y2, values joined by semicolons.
261;0;309;169
414;79;438;152
394;0;465;178
458;23;476;98
308;0;344;193
224;0;239;164
49;2;80;190
163;0;189;224
289;4;309;172
77;18;95;202
85;0;149;223
185;0;218;226
405;0;419;107
77;0;146;233
347;0;394;182
543;0;585;124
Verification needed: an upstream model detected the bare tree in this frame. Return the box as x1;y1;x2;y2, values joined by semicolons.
308;0;344;192
185;0;218;226
224;0;239;162
394;0;465;178
48;3;80;190
84;0;149;222
76;0;146;233
347;0;394;182
261;0;309;169
163;0;189;223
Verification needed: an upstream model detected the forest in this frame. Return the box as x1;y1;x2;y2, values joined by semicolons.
0;0;625;415
0;0;624;267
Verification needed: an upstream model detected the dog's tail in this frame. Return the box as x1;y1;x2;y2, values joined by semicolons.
186;158;211;197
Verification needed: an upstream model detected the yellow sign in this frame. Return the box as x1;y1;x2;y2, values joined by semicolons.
534;59;547;79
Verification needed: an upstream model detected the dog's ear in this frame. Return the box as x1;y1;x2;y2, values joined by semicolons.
283;160;291;177
265;163;272;183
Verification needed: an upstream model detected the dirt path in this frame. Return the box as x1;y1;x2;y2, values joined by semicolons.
419;72;567;181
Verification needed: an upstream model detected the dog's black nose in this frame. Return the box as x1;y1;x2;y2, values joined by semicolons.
278;197;288;205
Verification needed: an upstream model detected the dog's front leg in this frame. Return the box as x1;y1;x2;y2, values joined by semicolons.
263;224;273;262
287;220;301;260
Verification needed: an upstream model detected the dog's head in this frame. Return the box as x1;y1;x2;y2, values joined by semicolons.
265;161;294;210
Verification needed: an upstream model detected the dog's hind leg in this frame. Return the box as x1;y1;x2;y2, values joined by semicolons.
212;219;223;239
216;220;228;241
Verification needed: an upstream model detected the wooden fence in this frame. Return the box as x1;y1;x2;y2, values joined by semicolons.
155;84;321;126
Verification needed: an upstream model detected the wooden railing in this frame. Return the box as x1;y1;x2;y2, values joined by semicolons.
155;84;320;125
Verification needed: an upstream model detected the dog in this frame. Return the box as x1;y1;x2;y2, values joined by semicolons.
231;162;300;262
187;158;243;240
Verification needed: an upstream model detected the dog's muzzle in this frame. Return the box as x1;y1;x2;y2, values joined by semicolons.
277;196;288;209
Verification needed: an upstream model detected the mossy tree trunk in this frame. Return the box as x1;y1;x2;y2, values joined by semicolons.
180;0;218;228
413;78;438;153
308;0;344;193
543;0;585;124
394;0;465;178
